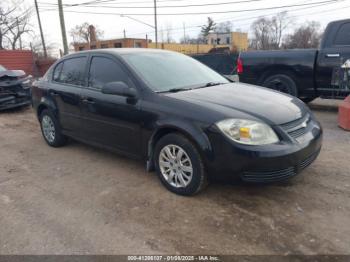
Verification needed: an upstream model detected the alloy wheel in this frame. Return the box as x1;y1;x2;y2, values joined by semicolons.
41;115;56;143
158;144;193;188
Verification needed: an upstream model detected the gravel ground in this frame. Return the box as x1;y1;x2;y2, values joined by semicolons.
0;99;349;255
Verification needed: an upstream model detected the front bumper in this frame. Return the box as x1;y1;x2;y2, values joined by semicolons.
0;90;31;111
205;119;323;182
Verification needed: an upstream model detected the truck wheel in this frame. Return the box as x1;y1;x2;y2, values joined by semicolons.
154;133;208;196
301;97;315;104
262;74;298;97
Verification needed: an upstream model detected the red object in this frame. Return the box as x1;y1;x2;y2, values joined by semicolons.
0;50;55;77
338;95;350;131
237;57;243;74
0;50;34;75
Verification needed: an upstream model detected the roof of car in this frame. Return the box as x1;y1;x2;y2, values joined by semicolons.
68;48;175;57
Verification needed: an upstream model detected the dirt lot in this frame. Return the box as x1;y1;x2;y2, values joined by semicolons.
0;99;349;255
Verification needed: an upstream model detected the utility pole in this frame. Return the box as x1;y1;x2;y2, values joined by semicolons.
183;22;186;44
34;0;47;57
154;0;158;48
58;0;69;55
123;29;126;38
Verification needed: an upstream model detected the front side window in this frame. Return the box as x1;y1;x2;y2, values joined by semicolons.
54;57;87;86
334;23;350;46
122;52;229;92
88;56;128;89
53;62;63;82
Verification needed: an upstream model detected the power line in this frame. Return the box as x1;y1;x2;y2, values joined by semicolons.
39;0;267;9
38;0;200;6
124;0;347;37
38;0;343;15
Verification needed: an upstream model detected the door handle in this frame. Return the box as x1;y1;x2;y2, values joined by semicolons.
82;98;95;104
50;91;59;96
326;53;340;58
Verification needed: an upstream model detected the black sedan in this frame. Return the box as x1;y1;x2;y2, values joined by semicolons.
31;49;322;195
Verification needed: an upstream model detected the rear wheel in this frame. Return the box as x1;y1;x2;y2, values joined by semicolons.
40;109;67;147
154;133;208;196
262;74;298;96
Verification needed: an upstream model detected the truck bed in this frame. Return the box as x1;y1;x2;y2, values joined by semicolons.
239;49;318;97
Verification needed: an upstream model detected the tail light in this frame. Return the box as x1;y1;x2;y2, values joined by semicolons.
237;57;243;74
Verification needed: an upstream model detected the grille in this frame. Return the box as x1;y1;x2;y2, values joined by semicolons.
280;113;310;139
300;148;321;170
241;167;296;183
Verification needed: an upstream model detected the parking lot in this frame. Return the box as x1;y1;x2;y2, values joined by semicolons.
0;99;349;255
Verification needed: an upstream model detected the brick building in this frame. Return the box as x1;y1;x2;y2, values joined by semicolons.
73;25;148;51
73;38;148;51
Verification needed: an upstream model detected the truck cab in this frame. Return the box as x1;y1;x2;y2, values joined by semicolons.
316;19;350;97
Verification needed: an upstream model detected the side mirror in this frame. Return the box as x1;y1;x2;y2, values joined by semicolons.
101;81;137;98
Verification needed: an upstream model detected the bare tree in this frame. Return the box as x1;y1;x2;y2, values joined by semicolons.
283;21;322;49
270;11;293;48
5;11;32;50
250;17;273;50
0;1;32;50
0;4;16;49
29;33;58;58
250;12;293;50
215;21;233;33
69;22;103;43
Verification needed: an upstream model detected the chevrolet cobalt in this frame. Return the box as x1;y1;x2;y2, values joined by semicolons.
32;49;322;195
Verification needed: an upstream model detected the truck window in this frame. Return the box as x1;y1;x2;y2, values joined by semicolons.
334;23;350;46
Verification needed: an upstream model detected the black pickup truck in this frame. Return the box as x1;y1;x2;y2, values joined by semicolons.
238;19;350;102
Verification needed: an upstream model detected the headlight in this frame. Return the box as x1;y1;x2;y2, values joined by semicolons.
215;119;279;145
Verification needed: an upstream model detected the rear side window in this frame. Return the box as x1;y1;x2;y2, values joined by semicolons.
53;57;87;86
334;23;350;46
88;56;128;89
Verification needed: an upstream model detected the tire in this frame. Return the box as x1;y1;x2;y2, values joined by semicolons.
39;109;67;147
301;97;315;104
154;133;208;196
262;74;298;97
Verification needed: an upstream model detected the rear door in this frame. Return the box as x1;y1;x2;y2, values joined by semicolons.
50;56;88;136
79;54;142;157
316;21;350;95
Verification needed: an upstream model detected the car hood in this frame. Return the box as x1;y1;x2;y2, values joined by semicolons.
0;69;25;78
163;83;306;125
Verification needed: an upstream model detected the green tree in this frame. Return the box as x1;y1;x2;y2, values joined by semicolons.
201;17;216;37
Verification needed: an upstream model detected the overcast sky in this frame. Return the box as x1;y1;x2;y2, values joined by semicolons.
14;0;350;53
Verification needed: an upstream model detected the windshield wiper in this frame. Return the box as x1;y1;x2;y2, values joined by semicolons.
157;87;192;93
157;82;226;93
193;82;226;89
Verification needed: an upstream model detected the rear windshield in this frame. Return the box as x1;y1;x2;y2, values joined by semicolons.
0;65;6;72
121;52;229;92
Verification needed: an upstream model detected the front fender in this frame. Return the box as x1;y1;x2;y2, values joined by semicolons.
145;119;214;171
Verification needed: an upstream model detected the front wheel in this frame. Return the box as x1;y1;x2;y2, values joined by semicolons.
154;133;208;196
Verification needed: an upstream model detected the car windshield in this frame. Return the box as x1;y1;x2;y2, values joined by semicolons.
0;65;6;72
122;52;229;93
